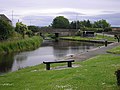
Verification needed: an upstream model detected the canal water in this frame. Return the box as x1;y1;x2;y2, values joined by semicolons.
0;40;103;74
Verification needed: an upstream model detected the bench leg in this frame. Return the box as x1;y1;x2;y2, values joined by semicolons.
46;64;50;70
68;62;72;67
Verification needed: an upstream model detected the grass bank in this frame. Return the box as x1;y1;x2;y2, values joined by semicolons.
107;45;120;54
60;34;116;42
0;36;43;54
0;54;120;90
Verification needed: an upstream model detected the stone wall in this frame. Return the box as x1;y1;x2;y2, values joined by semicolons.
39;29;78;36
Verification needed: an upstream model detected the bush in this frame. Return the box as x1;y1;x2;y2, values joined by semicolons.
0;36;43;54
26;30;33;37
0;19;14;40
104;27;112;32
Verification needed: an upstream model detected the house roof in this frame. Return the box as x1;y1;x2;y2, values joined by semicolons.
112;27;120;28
0;14;11;22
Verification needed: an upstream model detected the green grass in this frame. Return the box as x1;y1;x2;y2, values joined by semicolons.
60;34;116;42
0;54;120;90
108;45;120;54
0;36;43;54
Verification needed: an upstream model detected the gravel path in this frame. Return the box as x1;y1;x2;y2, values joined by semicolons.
74;42;120;61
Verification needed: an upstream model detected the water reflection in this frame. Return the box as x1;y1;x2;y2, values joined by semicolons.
52;40;100;58
0;54;14;74
0;40;103;74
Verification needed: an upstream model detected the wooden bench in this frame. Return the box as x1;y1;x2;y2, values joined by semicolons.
43;60;75;70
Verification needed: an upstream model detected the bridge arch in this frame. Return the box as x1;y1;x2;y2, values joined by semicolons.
39;29;78;37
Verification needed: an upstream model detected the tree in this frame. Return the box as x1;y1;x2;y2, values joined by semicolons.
52;16;69;29
69;21;83;29
26;30;33;37
86;20;92;27
0;19;14;40
104;27;112;32
28;25;40;33
80;20;92;28
69;21;76;29
93;19;111;28
15;22;28;38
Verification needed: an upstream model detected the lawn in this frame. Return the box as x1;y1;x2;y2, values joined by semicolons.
0;54;120;90
60;34;116;42
108;45;120;54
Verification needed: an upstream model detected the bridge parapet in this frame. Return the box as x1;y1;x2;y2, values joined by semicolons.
39;29;78;36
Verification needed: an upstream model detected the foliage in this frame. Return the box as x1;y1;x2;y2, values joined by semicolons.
69;20;93;29
0;19;14;40
28;25;40;33
69;20;83;29
0;36;43;54
52;16;69;29
104;27;112;32
0;54;119;90
107;45;120;54
26;30;34;37
69;19;111;32
15;22;28;38
81;20;92;28
51;16;111;33
93;19;111;29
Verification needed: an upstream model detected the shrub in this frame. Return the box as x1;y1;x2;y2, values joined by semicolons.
0;36;43;54
0;19;14;40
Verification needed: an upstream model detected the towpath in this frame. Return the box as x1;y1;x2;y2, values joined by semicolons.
74;42;120;61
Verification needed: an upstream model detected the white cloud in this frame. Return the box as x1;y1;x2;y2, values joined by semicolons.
0;0;120;26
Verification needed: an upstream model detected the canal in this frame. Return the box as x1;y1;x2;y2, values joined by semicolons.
0;40;103;74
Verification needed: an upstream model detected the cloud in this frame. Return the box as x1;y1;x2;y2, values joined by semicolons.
15;12;120;26
11;12;120;27
102;11;116;14
1;0;120;11
0;0;120;26
0;9;6;13
96;13;120;26
21;15;54;26
20;0;120;10
58;11;85;15
75;13;120;26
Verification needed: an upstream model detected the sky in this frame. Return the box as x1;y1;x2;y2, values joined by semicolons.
0;0;120;27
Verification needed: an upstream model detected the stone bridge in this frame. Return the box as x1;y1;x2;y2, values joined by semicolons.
39;29;78;37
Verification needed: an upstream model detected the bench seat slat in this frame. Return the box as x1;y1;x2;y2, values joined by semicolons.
43;60;75;70
43;60;74;64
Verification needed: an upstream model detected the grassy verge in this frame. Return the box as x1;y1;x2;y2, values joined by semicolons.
60;34;116;42
0;54;120;90
107;45;120;54
0;36;43;54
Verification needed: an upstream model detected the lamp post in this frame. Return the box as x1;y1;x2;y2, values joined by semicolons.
103;29;104;39
76;13;78;31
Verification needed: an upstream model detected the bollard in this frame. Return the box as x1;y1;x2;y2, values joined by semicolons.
116;37;119;42
115;69;120;86
114;35;120;42
105;40;107;47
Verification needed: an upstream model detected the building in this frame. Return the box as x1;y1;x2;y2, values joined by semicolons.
0;14;12;25
82;31;95;37
112;27;120;31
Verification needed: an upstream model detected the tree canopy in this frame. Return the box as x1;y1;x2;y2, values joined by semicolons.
93;19;111;28
52;16;69;29
51;16;111;31
28;25;40;33
0;19;14;40
15;22;28;38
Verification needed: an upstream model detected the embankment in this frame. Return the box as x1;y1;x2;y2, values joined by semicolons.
0;36;43;54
